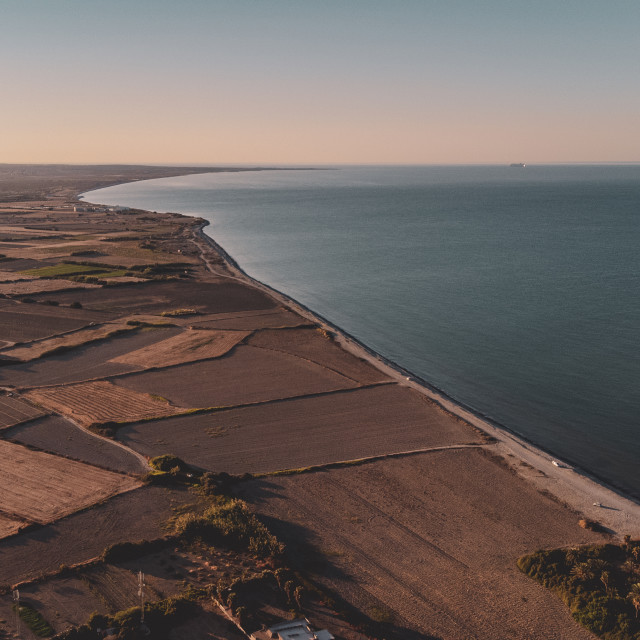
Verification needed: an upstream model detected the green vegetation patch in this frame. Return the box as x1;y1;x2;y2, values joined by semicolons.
55;593;200;640
518;540;640;639
15;604;54;637
21;263;108;277
172;497;284;558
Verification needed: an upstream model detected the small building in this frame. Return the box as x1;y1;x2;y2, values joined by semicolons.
268;619;334;640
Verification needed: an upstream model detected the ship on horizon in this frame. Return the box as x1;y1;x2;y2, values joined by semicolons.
510;162;526;168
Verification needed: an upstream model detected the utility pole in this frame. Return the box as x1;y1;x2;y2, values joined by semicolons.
138;571;146;625
12;589;20;638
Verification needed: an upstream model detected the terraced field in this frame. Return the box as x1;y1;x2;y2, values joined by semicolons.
25;380;185;427
0;440;140;529
0;394;44;428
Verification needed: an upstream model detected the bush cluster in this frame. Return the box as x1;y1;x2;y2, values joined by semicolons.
518;540;640;638
172;499;284;558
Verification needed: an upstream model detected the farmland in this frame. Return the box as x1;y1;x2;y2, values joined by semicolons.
242;449;604;640
32;279;278;315
110;327;251;368
247;326;391;385
5;415;147;474
117;384;483;473
0;440;140;529
189;307;310;330
25;380;185;427
0;299;108;343
113;343;363;409
0;325;181;388
0;166;633;640
0;485;193;586
0;394;44;429
0;319;139;362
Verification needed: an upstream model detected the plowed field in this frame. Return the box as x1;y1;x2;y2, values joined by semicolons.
0;279;100;295
6;415;147;474
188;308;309;330
110;328;251;368
0;394;44;428
0;514;24;539
0;440;140;528
113;344;361;409
118;385;481;473
32;280;277;316
242;449;603;640
0;301;108;343
247;327;390;384
0;326;181;388
0;486;192;586
0;320;138;362
25;380;184;427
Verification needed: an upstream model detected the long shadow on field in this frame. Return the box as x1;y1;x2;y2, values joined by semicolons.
242;480;442;640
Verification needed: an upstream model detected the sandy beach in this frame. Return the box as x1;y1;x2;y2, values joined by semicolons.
0;164;638;639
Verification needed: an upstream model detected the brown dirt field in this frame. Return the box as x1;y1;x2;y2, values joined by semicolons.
25;380;185;427
188;307;310;330
110;328;251;369
0;320;138;362
0;513;25;539
0;394;44;428
0;485;192;586
0;574;106;637
113;344;362;410
5;415;147;475
32;279;278;316
242;449;604;640
0;279;101;296
0;300;109;343
0;270;32;282
0;440;140;528
117;385;481;474
0;258;49;271
248;327;391;384
0;325;181;388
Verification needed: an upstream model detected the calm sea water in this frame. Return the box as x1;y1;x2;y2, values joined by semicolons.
85;165;640;497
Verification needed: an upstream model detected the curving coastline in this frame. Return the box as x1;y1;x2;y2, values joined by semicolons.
81;178;640;539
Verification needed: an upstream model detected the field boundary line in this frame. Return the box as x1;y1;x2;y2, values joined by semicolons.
63;415;150;471
84;381;398;431
247;342;373;385
251;443;487;478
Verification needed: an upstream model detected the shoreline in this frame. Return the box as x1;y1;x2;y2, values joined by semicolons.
81;180;640;540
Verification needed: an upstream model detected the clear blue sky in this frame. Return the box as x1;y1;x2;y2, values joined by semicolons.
2;0;639;164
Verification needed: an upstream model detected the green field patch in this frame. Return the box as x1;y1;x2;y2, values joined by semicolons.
15;604;54;637
20;263;107;277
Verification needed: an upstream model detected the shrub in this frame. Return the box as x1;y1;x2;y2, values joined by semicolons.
69;301;83;309
15;604;54;637
172;499;284;557
149;454;189;472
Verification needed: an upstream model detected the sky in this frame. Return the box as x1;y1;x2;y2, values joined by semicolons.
2;0;639;165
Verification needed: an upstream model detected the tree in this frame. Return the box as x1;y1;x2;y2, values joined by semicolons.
628;583;640;618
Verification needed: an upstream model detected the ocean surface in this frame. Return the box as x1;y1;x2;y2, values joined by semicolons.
85;165;640;497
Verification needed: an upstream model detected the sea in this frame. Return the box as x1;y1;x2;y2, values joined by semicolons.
85;165;640;498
